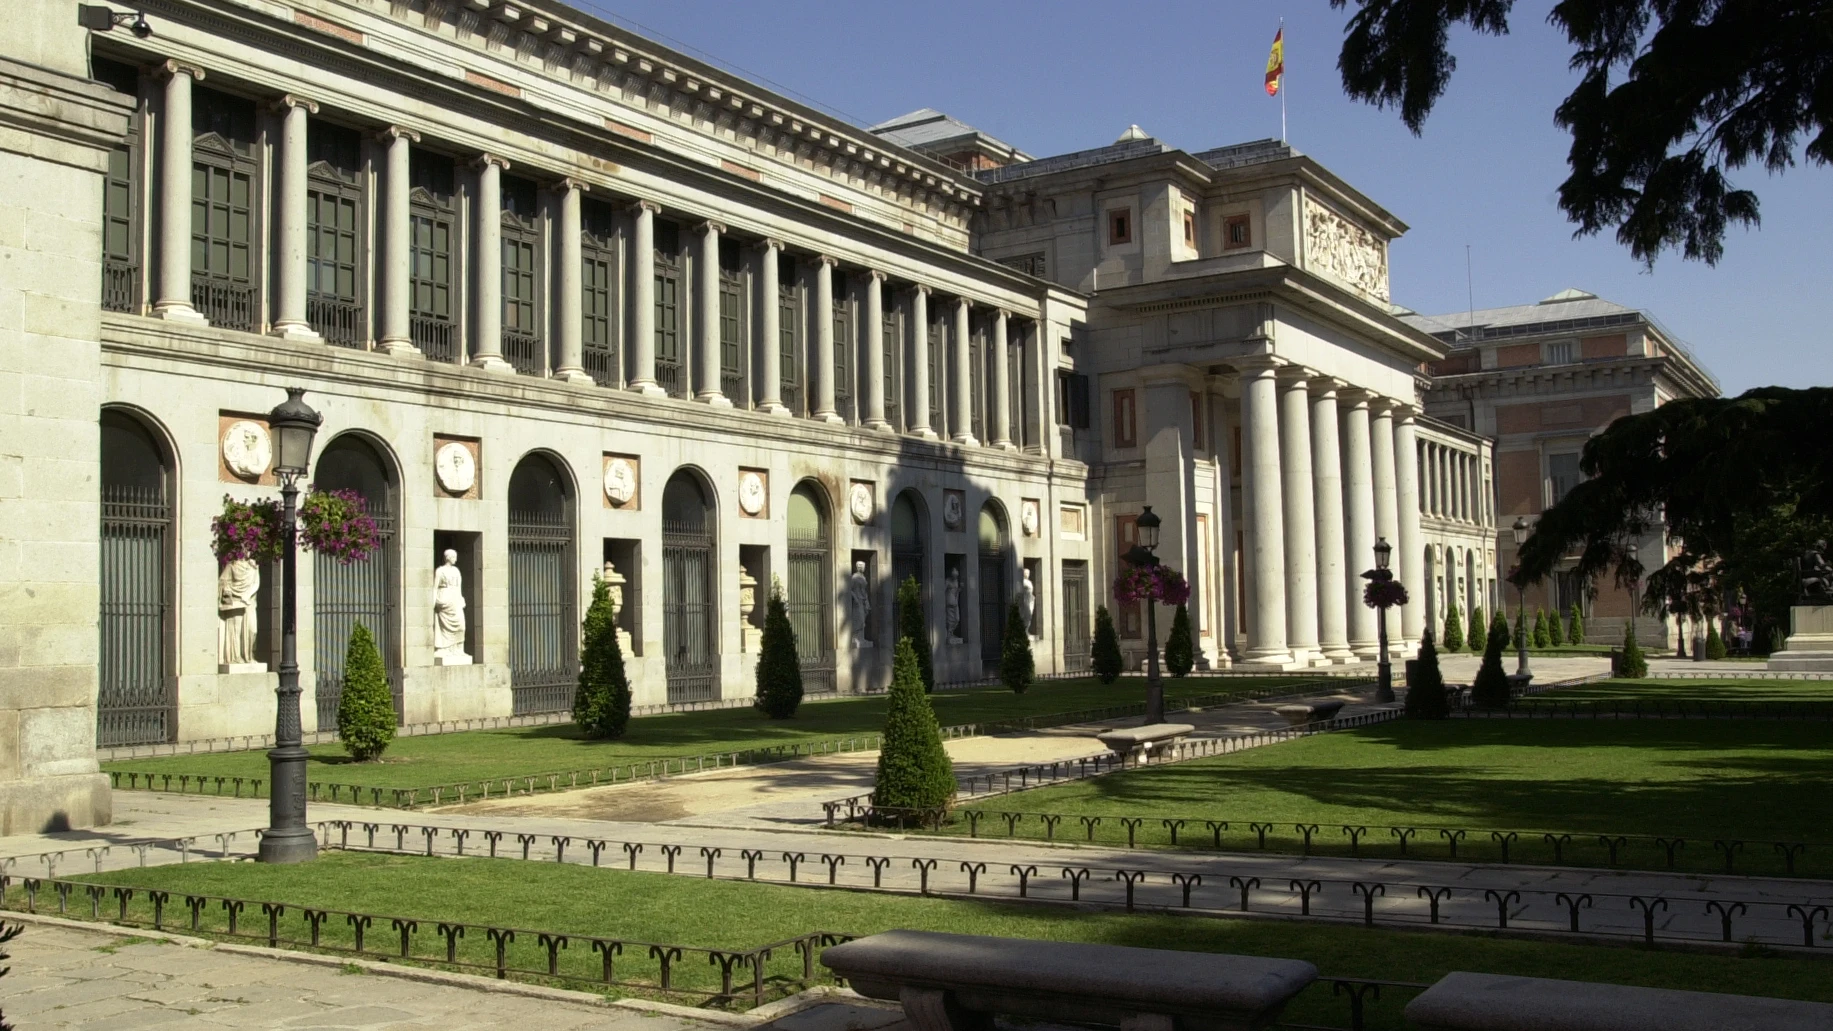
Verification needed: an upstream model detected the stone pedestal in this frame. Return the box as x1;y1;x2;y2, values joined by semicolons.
1768;605;1833;671
400;663;513;725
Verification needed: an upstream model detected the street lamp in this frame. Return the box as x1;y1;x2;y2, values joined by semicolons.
1124;506;1165;724
259;387;321;865
1511;516;1533;687
1370;537;1395;701
1626;541;1641;640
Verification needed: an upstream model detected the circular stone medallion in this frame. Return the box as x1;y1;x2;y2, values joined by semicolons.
943;491;964;530
1021;502;1040;537
738;470;766;516
434;442;477;495
603;457;637;506
221;421;272;480
849;482;874;524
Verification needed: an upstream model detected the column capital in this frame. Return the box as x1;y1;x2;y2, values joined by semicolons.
472;152;511;171
816;254;839;268
696;218;727;235
866;269;887;283
1393;403;1423;421
1337;385;1375;406
1233;354;1286;376
953;295;972;312
911;282;931;297
993;306;1010;322
754;237;784;253
552;176;589;193
158;59;205;81
630;198;661;215
377;124;421;144
1276;364;1316;385
1368;394;1400;415
270;94;319;115
1308;376;1349;396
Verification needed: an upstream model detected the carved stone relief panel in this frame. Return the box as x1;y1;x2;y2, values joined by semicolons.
1302;198;1390;304
433;436;481;500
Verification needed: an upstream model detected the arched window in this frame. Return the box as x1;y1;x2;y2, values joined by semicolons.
312;435;398;728
891;492;927;638
978;502;1009;670
508;454;575;714
662;469;717;701
98;409;174;746
786;483;834;693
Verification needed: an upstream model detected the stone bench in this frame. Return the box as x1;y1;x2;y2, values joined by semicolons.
1094;723;1195;762
822;930;1317;1031
1405;972;1833;1031
1273;699;1345;726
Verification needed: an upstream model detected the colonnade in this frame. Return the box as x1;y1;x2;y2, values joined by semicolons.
1421;439;1487;525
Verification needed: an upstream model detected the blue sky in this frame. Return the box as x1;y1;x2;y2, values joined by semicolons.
577;0;1829;395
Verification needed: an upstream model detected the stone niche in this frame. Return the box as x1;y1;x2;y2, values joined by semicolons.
602;538;641;656
738;544;770;652
432;531;481;661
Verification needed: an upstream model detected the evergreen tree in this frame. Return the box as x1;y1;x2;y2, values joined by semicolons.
1471;615;1513;708
1468;605;1487;654
336;622;395;761
0;919;18;1031
755;584;804;718
999;599;1035;694
1514;610;1527;654
574;575;632;738
1705;620;1728;660
1491;608;1512;654
1442;600;1464;652
1548;604;1565;646
1091;605;1123;685
873;638;955;820
1568;603;1586;646
1620;621;1649;678
1533;608;1552;648
1405;628;1450;719
896;576;935;694
1164;604;1195;678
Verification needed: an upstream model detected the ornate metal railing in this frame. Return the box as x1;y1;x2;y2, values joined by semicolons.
656;356;684;397
307;295;365;348
190;276;255;331
721;368;743;402
102;260;139;313
503;330;543;376
583;344;617;386
412;315;458;362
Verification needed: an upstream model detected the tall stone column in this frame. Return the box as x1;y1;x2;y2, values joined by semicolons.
952;297;977;445
863;271;889;430
1396;407;1426;643
1342;391;1379;658
695;219;730;405
1370;399;1400;657
1278;367;1319;663
469;154;512;371
552;179;590;382
755;239;788;415
626;200;663;395
376;126;419;355
812;256;842;423
908;285;934;438
1311;380;1353;663
1238;359;1292;665
269;96;319;341
991;308;1014;448
153;61;206;323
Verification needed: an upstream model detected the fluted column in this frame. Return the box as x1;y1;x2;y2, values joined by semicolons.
270;96;320;340
1396;407;1426;643
863;271;889;430
991;308;1014;448
951;297;977;445
1238;359;1291;665
469;154;512;371
908;286;935;438
153;62;205;323
1278;367;1319;663
552;179;590;382
812;256;841;423
755;239;787;415
694;219;730;405
1311;380;1353;662
377;126;419;355
626;201;663;395
1342;390;1379;658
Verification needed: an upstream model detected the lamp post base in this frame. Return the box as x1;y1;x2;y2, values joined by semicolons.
257;826;318;863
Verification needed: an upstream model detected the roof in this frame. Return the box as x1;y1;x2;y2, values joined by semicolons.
869;109;1030;163
973;134;1301;186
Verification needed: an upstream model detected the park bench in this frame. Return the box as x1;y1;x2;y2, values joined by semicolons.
1272;699;1345;726
821;930;1317;1031
1094;723;1195;762
1404;971;1833;1031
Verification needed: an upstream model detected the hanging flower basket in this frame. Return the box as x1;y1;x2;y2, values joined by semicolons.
298;487;382;565
1114;564;1191;607
1364;579;1409;609
210;496;285;566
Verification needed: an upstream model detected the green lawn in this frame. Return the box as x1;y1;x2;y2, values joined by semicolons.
103;676;1322;797
927;720;1833;877
1537;677;1833;703
55;852;1832;1026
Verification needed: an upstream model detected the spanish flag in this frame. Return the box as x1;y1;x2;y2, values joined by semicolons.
1265;27;1284;96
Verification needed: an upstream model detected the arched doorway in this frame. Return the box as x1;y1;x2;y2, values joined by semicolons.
663;469;717;702
978;502;1009;671
786;483;834;693
891;491;927;647
98;408;174;746
312;434;400;728
508;453;575;714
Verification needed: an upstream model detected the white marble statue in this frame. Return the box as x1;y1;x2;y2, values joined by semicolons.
848;560;872;648
217;558;261;670
602;560;635;656
945;566;963;644
739;568;761;652
433;549;471;664
1018;567;1037;637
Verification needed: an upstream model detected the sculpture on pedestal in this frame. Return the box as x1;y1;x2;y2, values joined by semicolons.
217;558;262;670
1018;567;1037;636
433;549;471;664
945;566;964;644
849;560;872;648
740;568;762;652
603;559;635;656
1797;541;1832;602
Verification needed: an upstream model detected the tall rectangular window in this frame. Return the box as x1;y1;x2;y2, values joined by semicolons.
655;220;682;396
928;311;944;430
778;254;800;414
408;150;457;361
102;144;138;312
499;176;541;376
1224;214;1252;249
190;87;257;331
1116;515;1141;638
1113;388;1137;448
832;279;852;421
719;239;745;404
883;303;901;430
581;199;618;386
1547;452;1583;505
1191;391;1205;450
306;121;364;347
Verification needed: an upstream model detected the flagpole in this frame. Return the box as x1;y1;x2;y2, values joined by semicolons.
1279;18;1287;143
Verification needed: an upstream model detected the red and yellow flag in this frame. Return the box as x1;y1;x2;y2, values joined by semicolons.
1265;27;1284;96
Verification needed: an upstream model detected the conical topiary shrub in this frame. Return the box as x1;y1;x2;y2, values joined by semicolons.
1620;621;1648;678
1514;610;1527;654
1470;615;1513;708
574;574;632;738
896;576;934;694
1164;604;1194;678
1568;603;1586;646
1705;620;1728;660
1442;600;1464;653
337;622;395;761
1092;605;1123;685
1468;605;1487;654
756;583;804;718
1548;603;1565;646
873;637;955;821
1533;608;1551;648
1492;608;1511;654
1405;628;1450;719
999;599;1034;694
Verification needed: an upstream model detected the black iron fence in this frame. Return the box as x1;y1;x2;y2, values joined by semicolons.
1459;697;1833;720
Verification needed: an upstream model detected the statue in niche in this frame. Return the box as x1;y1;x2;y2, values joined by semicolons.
849;561;872;648
603;560;635;656
739;569;762;652
945;566;964;645
1018;567;1037;637
217;558;261;670
433;549;471;665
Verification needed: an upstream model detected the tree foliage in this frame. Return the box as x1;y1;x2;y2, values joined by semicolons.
1468;605;1487;653
1164;604;1195;678
0;919;19;1031
1406;628;1451;719
756;584;804;718
336;622;395;761
1471;614;1513;708
1706;619;1728;659
1331;0;1833;265
1568;603;1587;645
1092;605;1124;685
873;638;955;817
897;576;935;694
575;575;632;738
1533;608;1552;648
1490;607;1511;654
1548;603;1566;646
1620;620;1649;677
999;599;1035;694
1442;599;1464;652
